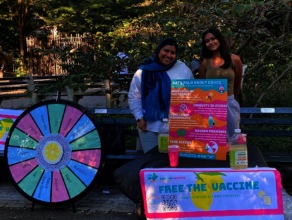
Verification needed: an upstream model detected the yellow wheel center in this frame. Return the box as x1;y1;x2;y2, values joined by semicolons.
42;141;63;164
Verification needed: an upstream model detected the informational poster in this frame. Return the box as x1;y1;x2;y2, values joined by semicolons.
0;109;23;154
169;79;228;160
140;168;284;220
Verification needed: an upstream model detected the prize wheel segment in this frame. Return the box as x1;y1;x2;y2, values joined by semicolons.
4;100;105;206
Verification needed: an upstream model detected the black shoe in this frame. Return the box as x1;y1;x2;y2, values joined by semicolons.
136;200;146;220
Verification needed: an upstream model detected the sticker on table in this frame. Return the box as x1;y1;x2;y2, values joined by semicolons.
59;106;83;137
48;104;66;134
33;171;52;202
9;128;38;149
9;158;39;183
7;147;36;165
16;114;43;141
51;171;69;202
65;114;95;142
67;160;98;186
70;130;101;151
30;106;51;136
71;149;101;168
18;166;44;196
60;167;86;198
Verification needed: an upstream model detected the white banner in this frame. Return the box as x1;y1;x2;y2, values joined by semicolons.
140;168;283;220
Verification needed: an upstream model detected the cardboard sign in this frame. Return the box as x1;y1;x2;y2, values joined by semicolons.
140;168;284;220
0;109;23;153
169;79;228;160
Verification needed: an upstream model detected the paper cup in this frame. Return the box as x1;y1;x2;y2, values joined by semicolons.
168;145;179;167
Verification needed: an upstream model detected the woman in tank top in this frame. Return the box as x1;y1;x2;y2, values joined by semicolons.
198;28;243;141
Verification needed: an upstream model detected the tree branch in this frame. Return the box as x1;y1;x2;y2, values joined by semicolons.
243;45;273;78
253;9;266;35
234;7;266;55
258;10;290;25
249;61;292;118
234;34;252;55
244;35;284;78
282;6;291;34
232;31;251;35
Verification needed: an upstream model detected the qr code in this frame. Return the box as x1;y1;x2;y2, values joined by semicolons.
161;195;178;211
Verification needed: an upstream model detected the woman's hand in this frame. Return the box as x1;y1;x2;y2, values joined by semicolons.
138;118;147;132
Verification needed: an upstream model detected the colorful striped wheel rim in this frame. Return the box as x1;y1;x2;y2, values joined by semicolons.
4;100;105;206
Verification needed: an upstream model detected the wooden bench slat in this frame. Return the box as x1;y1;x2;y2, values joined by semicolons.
95;118;136;125
241;130;292;137
0;81;28;85
106;154;136;159
240;107;292;114
74;92;105;96
125;129;139;136
2;150;291;162
90;108;292;115
106;150;142;160
0;86;28;90
264;157;292;163
262;152;292;156
263;153;292;163
241;118;292;125
90;108;132;115
0;94;28;98
263;152;292;163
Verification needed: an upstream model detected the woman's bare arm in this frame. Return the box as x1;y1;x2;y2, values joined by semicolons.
231;54;243;98
198;59;206;79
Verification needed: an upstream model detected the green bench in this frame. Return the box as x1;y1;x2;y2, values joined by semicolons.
1;107;291;163
90;107;292;163
240;107;292;163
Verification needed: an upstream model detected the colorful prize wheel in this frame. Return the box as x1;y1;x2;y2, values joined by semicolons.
4;100;105;206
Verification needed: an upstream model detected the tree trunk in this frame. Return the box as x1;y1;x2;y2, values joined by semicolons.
19;26;25;74
17;0;28;75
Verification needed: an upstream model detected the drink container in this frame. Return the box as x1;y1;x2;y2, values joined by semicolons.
168;145;179;167
229;129;248;170
158;118;169;153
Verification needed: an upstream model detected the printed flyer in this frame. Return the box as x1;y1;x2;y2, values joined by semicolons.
140;168;284;220
169;79;228;160
0;109;23;153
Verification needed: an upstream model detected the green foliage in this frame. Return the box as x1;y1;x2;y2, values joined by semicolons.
0;0;145;73
33;0;292;109
2;1;292;153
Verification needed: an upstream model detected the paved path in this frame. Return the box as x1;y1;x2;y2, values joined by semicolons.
0;208;137;220
0;180;136;213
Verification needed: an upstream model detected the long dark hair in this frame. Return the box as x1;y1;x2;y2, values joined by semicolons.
200;28;232;69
